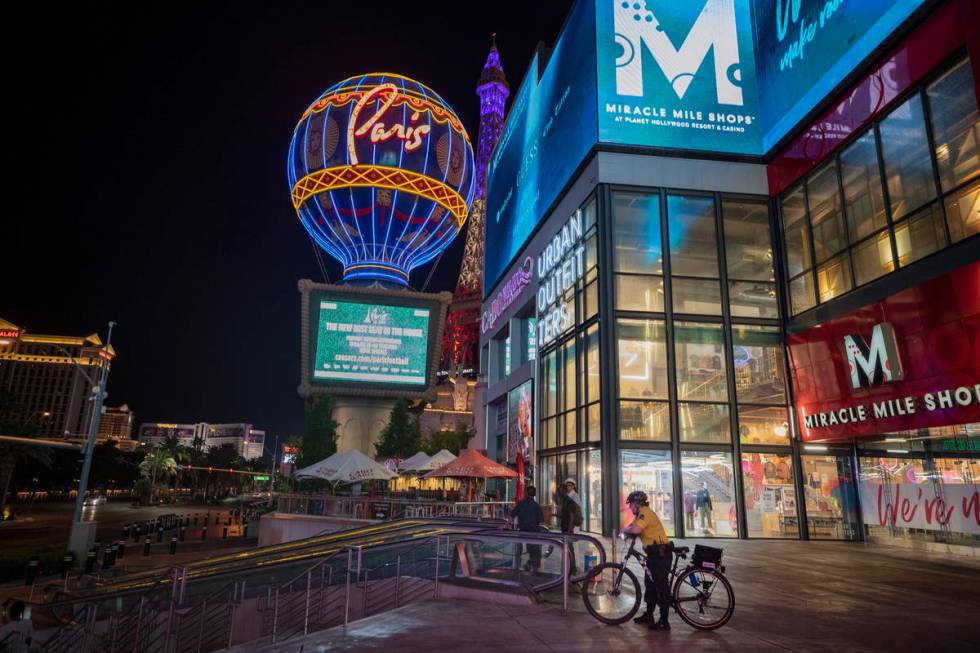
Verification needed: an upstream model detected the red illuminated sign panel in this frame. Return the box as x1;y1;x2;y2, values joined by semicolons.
787;261;980;441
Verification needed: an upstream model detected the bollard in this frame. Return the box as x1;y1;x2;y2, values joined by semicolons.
85;548;97;574
25;557;40;586
157;525;163;543
170;536;177;555
179;525;186;542
143;538;151;557
133;525;141;543
61;553;74;578
110;543;119;567
222;526;228;540
122;525;129;541
103;545;114;569
202;525;208;541
118;541;126;560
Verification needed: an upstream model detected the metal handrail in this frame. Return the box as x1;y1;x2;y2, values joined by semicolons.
35;520;606;651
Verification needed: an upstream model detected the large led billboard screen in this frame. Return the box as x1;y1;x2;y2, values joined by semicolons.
596;0;763;154
751;0;927;152
484;0;598;294
298;280;451;399
313;300;430;386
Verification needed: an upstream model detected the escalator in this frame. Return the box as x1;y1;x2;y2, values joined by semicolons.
71;518;508;597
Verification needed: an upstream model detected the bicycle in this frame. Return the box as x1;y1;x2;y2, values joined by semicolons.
582;536;734;630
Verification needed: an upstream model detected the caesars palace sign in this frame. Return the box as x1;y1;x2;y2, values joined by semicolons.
799;322;980;436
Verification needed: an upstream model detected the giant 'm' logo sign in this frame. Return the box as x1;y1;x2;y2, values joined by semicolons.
613;0;744;106
842;322;904;390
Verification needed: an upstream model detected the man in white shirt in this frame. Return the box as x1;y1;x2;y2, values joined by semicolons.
564;478;581;507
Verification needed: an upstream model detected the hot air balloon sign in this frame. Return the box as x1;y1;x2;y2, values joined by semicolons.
288;74;477;286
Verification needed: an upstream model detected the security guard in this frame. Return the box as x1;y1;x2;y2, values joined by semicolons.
621;490;671;630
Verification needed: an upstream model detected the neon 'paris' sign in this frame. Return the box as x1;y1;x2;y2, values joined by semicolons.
347;83;432;164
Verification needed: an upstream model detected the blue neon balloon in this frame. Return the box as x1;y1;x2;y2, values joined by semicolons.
287;73;476;286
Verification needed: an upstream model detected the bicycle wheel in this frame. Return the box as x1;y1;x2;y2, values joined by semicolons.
671;566;734;630
581;563;642;625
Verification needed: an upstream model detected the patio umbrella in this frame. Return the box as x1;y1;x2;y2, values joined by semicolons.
295;449;397;483
423;448;517;479
398;451;431;472
415;449;458;472
292;450;343;479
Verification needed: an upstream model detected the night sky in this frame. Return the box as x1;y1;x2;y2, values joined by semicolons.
7;1;574;439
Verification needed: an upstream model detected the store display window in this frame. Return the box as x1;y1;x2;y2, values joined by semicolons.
681;451;738;537
741;453;797;538
801;455;861;540
620;449;675;536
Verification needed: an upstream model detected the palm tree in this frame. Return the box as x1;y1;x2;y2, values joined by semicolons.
139;447;177;503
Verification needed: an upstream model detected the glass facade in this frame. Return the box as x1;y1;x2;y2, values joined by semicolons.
779;57;979;315
486;48;980;551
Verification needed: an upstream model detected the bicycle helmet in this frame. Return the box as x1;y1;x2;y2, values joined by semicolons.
626;490;648;506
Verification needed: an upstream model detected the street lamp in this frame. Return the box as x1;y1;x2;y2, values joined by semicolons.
61;321;116;557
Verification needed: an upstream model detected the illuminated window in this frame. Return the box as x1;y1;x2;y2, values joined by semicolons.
927;58;980;192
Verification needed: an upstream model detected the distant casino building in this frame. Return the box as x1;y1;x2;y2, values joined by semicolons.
99;404;135;441
0;317;115;440
138;421;266;460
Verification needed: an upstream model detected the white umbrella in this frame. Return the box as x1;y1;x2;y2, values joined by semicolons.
414;449;457;472
296;449;397;483
398;451;431;472
293;451;343;479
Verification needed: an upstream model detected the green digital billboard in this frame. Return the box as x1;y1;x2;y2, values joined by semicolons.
312;300;430;386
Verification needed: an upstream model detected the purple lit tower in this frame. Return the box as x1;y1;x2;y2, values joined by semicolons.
428;36;509;434
456;36;510;300
442;36;509;369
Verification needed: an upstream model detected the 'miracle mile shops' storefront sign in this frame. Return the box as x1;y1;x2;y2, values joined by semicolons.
787;261;980;442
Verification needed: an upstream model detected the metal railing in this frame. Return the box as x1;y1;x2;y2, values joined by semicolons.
275;494;512;521
31;522;606;652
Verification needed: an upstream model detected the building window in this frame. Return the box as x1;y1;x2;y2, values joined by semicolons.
613;191;663;312
617;319;669;401
880;94;937;220
620;449;675;537
723;200;777;319
681;451;737;537
668;194;722;315
926;58;980;193
800;455;861;541
741;453;797;538
778;57;979;315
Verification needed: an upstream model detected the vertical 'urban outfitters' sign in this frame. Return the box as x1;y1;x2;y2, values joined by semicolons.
536;212;585;348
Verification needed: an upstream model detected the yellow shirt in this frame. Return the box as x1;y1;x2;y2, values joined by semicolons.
634;506;668;546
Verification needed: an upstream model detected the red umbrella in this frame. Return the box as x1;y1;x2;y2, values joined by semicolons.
423;448;517;479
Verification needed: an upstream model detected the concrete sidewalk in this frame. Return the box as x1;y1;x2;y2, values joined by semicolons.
231;538;980;652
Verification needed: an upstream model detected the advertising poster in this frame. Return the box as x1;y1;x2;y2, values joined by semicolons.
860;483;980;536
484;0;598;294
313;300;430;386
507;380;534;465
596;0;762;154
508;380;534;500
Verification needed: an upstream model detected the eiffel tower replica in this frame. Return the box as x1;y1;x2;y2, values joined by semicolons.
423;36;509;435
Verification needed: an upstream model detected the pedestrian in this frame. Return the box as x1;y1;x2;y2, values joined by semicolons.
510;486;543;572
563;478;581;507
696;482;713;531
0;601;34;653
683;489;696;531
557;485;582;575
621;491;671;631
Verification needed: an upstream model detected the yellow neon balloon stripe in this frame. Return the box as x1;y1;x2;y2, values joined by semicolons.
291;164;469;227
